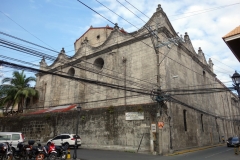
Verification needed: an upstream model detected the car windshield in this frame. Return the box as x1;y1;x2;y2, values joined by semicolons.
232;137;239;141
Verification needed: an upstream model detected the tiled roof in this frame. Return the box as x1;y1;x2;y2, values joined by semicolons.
223;26;240;38
24;104;77;115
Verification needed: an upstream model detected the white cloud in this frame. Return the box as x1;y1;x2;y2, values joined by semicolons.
1;0;239;89
89;0;240;87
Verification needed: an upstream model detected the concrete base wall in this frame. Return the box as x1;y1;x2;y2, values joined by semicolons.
0;104;155;153
0;103;239;155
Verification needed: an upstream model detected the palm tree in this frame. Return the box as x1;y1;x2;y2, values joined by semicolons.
0;70;38;113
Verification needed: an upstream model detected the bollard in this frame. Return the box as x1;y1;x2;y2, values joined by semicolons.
234;145;239;155
67;149;71;159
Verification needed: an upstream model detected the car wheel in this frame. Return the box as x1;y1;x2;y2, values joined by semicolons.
227;144;230;147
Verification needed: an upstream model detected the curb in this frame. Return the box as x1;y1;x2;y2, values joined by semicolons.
166;143;225;156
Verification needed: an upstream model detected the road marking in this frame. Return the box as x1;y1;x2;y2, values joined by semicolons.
205;149;232;158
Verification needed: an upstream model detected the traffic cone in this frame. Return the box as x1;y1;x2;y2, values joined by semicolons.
67;149;71;159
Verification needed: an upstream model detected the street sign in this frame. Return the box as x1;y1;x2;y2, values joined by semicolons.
158;121;164;129
151;124;156;133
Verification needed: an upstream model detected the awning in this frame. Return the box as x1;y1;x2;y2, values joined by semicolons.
24;104;77;115
222;26;240;62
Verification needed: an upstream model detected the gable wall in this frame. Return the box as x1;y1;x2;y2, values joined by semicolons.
33;5;240;154
75;28;113;52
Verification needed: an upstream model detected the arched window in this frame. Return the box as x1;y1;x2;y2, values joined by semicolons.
67;68;75;76
94;58;104;70
203;70;206;76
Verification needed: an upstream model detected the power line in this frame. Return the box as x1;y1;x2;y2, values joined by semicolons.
124;0;149;19
0;32;59;54
0;29;233;93
1;60;235;99
1;44;234;93
0;19;232;87
1;32;235;93
116;1;238;78
171;3;240;21
0;31;158;89
0;10;55;50
0;54;129;97
0;3;236;92
0;60;152;95
116;0;146;24
76;0;115;25
83;1;215;84
169;3;240;17
0;39;155;91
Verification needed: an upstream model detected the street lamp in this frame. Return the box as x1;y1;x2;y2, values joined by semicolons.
73;105;81;160
231;71;240;99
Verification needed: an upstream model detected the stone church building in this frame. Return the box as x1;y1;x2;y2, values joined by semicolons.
34;4;239;154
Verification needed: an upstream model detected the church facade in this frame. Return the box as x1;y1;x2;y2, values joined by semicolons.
35;4;240;154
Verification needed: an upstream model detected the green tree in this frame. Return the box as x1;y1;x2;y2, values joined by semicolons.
0;70;38;112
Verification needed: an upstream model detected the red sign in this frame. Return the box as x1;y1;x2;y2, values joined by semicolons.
158;122;164;129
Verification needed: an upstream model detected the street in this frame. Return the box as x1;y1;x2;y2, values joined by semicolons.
71;146;240;160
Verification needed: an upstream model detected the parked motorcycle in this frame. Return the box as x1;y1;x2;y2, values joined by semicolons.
44;141;57;160
13;141;27;160
24;140;35;159
13;140;38;160
0;142;13;160
34;140;45;160
55;142;67;160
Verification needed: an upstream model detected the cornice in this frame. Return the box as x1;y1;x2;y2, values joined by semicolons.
178;43;216;77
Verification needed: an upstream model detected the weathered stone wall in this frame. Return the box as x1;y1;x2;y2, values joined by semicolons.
31;4;240;155
0;104;157;153
1;101;239;154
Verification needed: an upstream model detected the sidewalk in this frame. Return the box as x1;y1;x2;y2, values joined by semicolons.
166;143;226;156
79;143;226;156
80;144;150;154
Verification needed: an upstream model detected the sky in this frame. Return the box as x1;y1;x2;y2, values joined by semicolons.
0;0;240;89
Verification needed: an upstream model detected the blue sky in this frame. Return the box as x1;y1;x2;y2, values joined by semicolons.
0;0;240;88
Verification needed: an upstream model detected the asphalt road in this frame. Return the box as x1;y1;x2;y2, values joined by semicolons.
70;145;240;160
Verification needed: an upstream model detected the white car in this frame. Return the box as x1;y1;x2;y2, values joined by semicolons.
0;132;24;151
47;134;81;148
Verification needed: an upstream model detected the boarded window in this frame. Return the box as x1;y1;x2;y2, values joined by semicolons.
201;114;204;132
183;110;187;131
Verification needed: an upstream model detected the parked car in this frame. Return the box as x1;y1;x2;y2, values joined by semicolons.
0;132;24;151
227;137;240;147
47;134;81;149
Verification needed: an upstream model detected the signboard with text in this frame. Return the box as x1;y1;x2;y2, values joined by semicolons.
151;124;156;133
125;112;144;120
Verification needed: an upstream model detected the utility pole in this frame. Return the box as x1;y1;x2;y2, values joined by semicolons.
146;22;184;155
145;25;160;155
